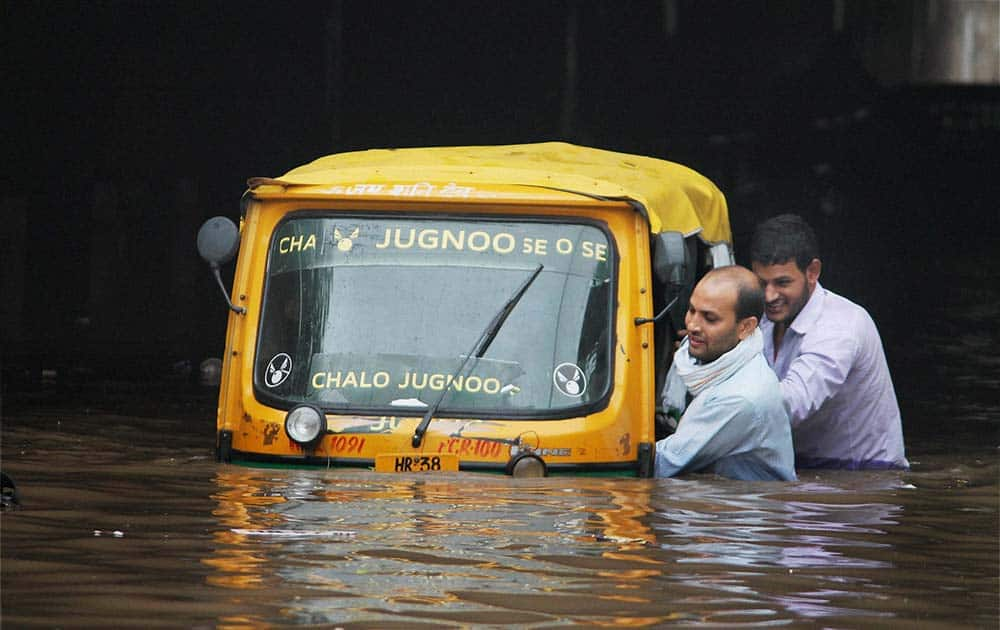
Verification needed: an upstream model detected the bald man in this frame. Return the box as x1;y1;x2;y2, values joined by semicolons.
655;266;796;480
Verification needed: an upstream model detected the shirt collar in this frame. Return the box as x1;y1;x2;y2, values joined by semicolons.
757;282;825;337
789;282;825;335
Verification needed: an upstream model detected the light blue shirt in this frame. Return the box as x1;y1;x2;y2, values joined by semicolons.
655;353;796;481
760;284;909;470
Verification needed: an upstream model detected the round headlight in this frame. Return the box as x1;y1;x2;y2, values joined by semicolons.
284;404;325;447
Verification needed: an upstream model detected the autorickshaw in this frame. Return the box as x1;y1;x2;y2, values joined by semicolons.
196;142;733;476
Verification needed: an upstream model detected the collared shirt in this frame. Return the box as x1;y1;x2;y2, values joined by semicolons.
760;283;909;470
655;353;796;481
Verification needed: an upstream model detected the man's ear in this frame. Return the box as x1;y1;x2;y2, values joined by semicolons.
806;258;821;288
737;315;759;340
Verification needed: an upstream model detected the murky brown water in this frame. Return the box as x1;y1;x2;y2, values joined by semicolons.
2;383;996;629
3;260;998;628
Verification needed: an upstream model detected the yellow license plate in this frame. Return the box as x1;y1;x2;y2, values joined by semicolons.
374;453;459;473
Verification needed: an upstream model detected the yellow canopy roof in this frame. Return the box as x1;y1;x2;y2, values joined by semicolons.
249;142;730;244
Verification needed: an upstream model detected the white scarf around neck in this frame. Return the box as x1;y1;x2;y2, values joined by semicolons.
662;327;764;415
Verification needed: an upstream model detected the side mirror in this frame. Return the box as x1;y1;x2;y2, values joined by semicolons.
652;231;693;288
635;232;694;327
197;217;245;314
197;216;240;267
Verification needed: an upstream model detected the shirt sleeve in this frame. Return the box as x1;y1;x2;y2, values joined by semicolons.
654;393;757;477
779;329;857;428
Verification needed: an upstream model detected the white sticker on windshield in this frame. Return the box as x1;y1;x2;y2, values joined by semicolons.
553;363;586;397
333;226;360;252
265;353;292;387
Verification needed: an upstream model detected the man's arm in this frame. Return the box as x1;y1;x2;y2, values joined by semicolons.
654;393;756;477
780;332;857;427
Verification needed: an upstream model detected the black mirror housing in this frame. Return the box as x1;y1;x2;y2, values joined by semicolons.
652;231;693;288
197;216;240;267
197;216;245;314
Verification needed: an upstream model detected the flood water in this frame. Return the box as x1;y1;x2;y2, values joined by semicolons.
3;263;998;628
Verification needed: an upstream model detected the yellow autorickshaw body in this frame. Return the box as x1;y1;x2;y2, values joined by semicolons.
213;142;731;476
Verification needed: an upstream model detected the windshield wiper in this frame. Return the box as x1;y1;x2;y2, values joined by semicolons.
411;263;544;448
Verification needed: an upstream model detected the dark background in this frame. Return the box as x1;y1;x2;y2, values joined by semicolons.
2;1;998;398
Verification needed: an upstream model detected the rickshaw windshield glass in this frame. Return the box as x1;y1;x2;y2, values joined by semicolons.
254;215;614;417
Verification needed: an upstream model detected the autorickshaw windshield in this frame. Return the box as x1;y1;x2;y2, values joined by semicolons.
254;214;615;417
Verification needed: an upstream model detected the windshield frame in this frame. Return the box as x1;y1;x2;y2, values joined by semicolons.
252;210;620;420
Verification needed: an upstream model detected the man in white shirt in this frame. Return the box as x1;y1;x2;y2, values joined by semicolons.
655;266;796;481
750;214;908;470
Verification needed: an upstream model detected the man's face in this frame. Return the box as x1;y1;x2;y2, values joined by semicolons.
684;278;749;363
751;259;820;326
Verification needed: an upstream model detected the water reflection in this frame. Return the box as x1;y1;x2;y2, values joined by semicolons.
653;478;905;569
204;469;672;626
1;397;996;627
196;466;989;627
